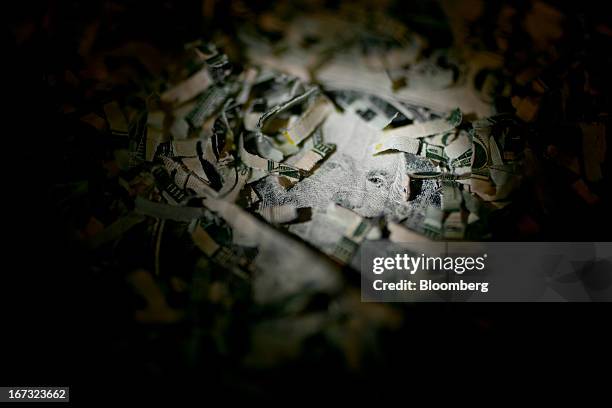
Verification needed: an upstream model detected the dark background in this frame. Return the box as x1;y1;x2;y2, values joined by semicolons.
4;0;611;402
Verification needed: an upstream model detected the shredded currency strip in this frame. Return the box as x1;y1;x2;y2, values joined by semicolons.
257;205;299;224
409;170;470;182
145;110;176;161
191;224;219;256
103;101;129;137
255;133;284;162
159;156;222;197
152;165;188;204
257;87;318;130
424;130;457;147
235;67;259;106
441;183;462;211
239;134;305;182
282;95;334;145
206;52;232;83
387;222;432;243
173;138;204;157
128;110;148;167
422;197;466;240
423;207;444;239
211;101;241;163
294;143;337;171
327;204;372;264
161;67;211;106
445;131;472;164
373;108;462;154
386;222;447;257
186;84;233;128
420;141;447;161
191;224;244;273
279;142;337;187
470;120;495;180
462;190;482;224
216;163;251;202
135;196;206;221
443;212;465;240
373;137;421;155
468;117;521;202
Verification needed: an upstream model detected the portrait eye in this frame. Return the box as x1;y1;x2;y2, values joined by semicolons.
368;176;383;186
366;171;388;188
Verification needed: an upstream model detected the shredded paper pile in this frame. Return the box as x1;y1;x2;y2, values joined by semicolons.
43;1;610;380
